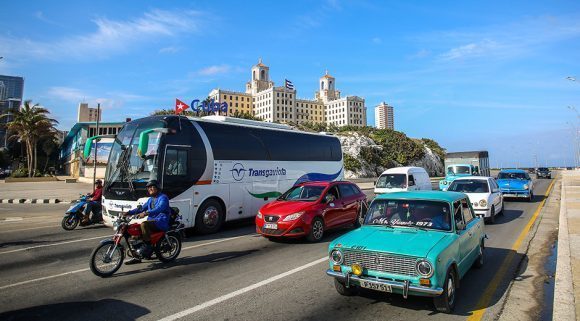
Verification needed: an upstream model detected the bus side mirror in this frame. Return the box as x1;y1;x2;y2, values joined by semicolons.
83;134;116;162
137;128;169;158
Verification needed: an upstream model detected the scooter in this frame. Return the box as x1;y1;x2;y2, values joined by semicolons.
61;195;103;230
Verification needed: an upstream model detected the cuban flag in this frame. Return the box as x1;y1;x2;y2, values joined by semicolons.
175;98;190;114
285;79;294;90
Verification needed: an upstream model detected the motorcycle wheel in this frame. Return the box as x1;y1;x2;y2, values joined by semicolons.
90;240;125;277
155;233;182;263
61;214;79;231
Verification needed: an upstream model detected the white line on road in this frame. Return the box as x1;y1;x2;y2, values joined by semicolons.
0;268;90;290
0;235;108;255
158;257;328;321
182;234;255;251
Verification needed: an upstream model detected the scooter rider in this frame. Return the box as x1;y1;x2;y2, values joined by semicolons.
82;179;103;225
125;180;171;265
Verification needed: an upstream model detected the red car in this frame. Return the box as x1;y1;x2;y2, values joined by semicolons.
256;181;367;242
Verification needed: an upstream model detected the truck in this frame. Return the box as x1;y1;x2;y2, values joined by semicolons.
439;151;490;190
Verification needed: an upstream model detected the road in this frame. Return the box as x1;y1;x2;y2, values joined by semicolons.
0;178;554;321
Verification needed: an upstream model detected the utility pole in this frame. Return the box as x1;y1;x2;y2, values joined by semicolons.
92;103;100;192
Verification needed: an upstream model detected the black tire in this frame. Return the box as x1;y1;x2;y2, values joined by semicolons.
498;201;504;216
194;199;225;235
61;214;79;230
527;192;533;202
489;206;495;224
334;278;358;296
306;217;325;242
473;240;484;269
155;233;182;263
89;240;124;277
433;268;457;313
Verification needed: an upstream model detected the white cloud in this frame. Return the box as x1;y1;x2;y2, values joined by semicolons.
197;64;231;76
159;46;180;54
439;39;501;61
372;37;382;44
1;9;205;61
47;86;150;110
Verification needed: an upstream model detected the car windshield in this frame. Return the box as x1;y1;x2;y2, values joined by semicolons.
448;166;471;175
448;180;489;193
364;199;452;231
376;174;407;189
279;185;326;201
498;172;527;180
538;167;549;171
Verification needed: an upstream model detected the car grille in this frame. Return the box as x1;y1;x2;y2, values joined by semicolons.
342;249;418;277
264;215;279;223
261;228;284;235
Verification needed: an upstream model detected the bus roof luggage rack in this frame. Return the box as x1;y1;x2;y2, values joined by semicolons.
199;115;294;130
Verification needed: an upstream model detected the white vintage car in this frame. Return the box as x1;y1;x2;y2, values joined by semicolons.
447;176;503;224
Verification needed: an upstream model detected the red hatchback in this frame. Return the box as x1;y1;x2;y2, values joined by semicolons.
256;181;367;242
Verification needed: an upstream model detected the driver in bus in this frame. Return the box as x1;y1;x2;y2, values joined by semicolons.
124;180;171;265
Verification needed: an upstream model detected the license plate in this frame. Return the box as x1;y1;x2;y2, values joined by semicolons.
360;280;392;292
503;194;516;197
264;223;277;230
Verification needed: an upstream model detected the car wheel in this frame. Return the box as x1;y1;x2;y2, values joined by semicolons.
527;192;533;202
473;240;484;269
433;268;457;313
306;217;324;242
486;206;495;224
334;278;358;296
194;199;224;235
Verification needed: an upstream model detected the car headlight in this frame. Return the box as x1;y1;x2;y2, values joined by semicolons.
283;211;304;222
523;184;529;190
479;199;487;207
257;211;263;219
330;249;343;265
442;181;448;185
416;260;434;278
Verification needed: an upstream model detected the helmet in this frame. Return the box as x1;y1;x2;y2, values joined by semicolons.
146;180;159;188
95;179;103;185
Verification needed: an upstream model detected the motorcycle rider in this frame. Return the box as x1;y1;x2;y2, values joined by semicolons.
82;179;103;225
125;180;171;265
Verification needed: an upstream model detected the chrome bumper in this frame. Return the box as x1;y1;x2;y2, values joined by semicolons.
326;270;443;297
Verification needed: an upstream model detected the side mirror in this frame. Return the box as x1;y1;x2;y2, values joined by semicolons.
324;194;335;204
456;221;466;231
137;128;169;158
83;134;115;161
408;181;415;187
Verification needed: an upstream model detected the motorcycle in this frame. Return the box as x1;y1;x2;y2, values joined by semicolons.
61;195;103;231
89;208;184;277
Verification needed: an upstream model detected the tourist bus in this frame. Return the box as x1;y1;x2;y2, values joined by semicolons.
84;115;344;234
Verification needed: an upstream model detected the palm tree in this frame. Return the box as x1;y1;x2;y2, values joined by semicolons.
0;100;58;177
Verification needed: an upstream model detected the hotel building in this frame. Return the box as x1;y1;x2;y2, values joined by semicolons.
375;101;395;130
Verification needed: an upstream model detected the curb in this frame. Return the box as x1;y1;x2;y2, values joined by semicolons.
554;182;576;321
0;199;70;204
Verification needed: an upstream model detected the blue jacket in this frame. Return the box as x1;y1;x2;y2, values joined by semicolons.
128;193;171;231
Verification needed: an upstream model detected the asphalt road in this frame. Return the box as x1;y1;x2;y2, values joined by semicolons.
0;178;554;321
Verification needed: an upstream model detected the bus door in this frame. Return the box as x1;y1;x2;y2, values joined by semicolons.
162;145;193;225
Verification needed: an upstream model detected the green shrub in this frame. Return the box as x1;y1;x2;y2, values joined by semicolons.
344;153;362;171
11;168;28;178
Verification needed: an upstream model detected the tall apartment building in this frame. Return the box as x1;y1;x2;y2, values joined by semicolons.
208;59;366;127
77;102;101;122
375;102;395;130
0;75;24;148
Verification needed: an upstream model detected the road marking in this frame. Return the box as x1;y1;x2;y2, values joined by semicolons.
0;225;60;233
158;257;328;321
0;235;108;255
467;179;556;321
0;268;90;290
0;234;258;289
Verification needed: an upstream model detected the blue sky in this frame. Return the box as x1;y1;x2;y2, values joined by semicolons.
1;0;580;167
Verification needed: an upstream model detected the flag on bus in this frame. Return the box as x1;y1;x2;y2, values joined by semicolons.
285;79;294;90
175;99;190;114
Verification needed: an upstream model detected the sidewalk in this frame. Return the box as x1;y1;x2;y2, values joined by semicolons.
0;179;92;203
555;170;580;321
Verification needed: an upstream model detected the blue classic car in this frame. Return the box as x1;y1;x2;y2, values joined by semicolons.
496;169;534;201
439;164;478;191
326;191;485;313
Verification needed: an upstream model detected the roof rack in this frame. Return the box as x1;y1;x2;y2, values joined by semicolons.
199;115;293;130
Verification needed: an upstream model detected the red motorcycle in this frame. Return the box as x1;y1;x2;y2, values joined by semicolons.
89;209;184;277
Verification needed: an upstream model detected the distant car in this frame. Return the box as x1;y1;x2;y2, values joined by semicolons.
447;176;503;224
496;169;534;202
374;166;432;194
536;167;551;179
256;181;367;242
326;191;485;313
439;164;479;191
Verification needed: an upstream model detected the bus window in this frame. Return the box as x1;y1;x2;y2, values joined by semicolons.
165;148;188;176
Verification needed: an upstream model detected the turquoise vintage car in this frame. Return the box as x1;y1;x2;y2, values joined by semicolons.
496;169;534;201
439;164;478;190
326;191;485;313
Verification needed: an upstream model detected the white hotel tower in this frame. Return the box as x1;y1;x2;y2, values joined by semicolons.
208;59;367;127
375;102;394;130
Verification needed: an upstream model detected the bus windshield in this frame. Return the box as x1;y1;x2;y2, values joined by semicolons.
105;120;165;191
364;199;452;231
448;165;471;175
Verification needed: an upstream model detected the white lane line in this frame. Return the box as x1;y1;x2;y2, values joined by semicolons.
0;234;258;289
158;257;328;321
0;235;108;255
0;268;90;290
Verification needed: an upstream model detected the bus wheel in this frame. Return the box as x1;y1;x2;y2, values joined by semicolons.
194;199;224;235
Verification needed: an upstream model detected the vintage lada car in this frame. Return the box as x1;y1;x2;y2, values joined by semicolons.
496;169;534;201
326;191;485;313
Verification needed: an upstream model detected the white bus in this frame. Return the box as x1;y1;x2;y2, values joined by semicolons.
84;115;344;234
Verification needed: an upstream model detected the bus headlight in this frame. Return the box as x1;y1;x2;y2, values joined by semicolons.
330;249;343;265
479;199;487;207
416;260;434;278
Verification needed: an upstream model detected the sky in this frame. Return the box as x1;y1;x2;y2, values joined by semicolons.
1;0;580;168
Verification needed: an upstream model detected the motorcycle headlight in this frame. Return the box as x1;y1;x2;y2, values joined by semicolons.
283;211;304;222
523;184;529;190
330;249;343;265
257;211;263;219
479;199;487;207
416;260;434;278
